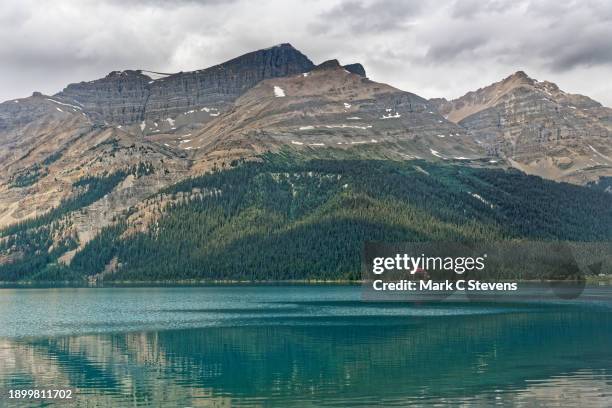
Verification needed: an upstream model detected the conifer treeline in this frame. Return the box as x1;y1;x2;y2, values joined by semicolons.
1;157;611;281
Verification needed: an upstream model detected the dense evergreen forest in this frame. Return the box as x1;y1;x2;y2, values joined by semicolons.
1;155;611;282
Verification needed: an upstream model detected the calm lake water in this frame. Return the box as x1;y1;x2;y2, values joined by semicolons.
0;285;611;407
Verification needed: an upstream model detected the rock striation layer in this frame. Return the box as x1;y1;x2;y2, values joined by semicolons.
57;44;315;125
187;59;483;166
431;71;612;183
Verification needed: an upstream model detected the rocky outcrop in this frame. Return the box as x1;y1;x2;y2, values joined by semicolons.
342;63;366;77
57;44;315;125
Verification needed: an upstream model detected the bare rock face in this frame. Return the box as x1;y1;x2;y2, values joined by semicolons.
144;43;315;121
57;44;315;125
186;59;484;166
57;70;150;124
432;71;612;183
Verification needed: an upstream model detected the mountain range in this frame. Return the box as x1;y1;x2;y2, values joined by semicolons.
0;43;610;282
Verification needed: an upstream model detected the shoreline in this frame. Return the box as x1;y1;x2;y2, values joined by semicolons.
0;279;362;288
1;276;609;288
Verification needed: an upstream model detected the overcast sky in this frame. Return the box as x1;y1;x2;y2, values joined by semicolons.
2;0;612;105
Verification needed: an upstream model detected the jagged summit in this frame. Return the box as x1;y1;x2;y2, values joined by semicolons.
343;63;366;77
313;59;342;71
52;43;371;127
310;59;366;77
56;44;315;125
507;70;533;81
430;71;612;184
432;70;548;124
199;42;312;73
264;42;295;50
511;69;528;77
497;70;537;88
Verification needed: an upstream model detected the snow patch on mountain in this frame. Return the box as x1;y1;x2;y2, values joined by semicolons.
46;98;82;110
381;112;401;119
430;149;445;159
274;86;286;97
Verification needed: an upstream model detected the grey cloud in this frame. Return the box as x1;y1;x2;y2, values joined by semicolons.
525;0;611;19
1;0;612;106
527;1;612;71
310;0;423;34
451;0;524;19
540;30;612;71
424;33;490;63
102;0;235;6
415;0;612;73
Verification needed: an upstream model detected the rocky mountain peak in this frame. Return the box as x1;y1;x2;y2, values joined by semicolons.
212;42;313;72
506;70;533;82
485;70;535;93
512;70;528;77
343;63;366;77
56;44;315;125
265;42;295;50
313;59;342;71
499;70;537;89
433;71;612;184
431;70;541;123
310;60;367;77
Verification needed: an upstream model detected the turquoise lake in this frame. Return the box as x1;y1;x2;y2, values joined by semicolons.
0;285;611;407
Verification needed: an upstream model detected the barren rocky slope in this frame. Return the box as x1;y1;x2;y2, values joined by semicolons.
187;59;485;167
431;71;612;184
0;93;190;242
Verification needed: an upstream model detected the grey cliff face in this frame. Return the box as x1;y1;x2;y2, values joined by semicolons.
57;70;150;124
56;44;315;125
459;86;609;158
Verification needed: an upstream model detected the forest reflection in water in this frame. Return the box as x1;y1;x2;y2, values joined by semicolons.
1;294;611;407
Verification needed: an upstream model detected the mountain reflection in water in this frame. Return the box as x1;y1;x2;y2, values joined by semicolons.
0;286;611;407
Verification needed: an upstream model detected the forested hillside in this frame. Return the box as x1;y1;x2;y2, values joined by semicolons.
1;155;611;282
